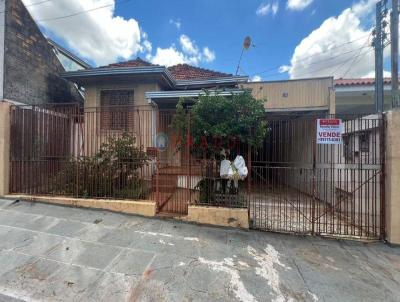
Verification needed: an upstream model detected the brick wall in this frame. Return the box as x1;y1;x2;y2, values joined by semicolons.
3;0;81;105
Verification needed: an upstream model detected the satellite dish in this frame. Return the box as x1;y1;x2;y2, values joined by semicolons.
243;36;252;50
235;36;252;75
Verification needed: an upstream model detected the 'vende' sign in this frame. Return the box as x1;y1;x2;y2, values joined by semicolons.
316;119;344;145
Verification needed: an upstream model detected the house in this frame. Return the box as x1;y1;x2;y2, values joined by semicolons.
334;78;394;114
59;58;248;213
243;77;336;115
61;58;248;156
0;0;85;105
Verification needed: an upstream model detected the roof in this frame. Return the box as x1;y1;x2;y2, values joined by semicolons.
48;39;91;69
334;78;392;87
100;59;232;81
167;64;232;80
103;57;157;68
61;58;248;88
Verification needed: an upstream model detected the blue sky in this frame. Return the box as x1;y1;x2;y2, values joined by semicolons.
116;0;358;79
24;0;390;81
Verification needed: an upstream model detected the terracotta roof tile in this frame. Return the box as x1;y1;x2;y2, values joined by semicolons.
101;57;158;68
98;59;232;81
334;78;392;86
167;64;232;80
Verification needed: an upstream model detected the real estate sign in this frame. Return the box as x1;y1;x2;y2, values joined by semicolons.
316;119;344;145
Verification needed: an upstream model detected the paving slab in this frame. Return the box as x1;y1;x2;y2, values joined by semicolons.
0;199;399;302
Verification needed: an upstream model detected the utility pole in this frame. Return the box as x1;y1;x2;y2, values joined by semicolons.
391;0;399;108
374;0;388;113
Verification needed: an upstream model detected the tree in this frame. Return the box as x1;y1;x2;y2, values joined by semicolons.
172;91;267;158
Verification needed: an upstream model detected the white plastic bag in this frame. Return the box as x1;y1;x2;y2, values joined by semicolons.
233;156;248;179
220;160;232;179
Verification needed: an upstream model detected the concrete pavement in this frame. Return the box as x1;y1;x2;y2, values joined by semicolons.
0;198;399;302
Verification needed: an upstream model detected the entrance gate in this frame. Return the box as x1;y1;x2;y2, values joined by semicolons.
249;114;385;239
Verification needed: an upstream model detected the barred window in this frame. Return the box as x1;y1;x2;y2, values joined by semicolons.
343;135;353;162
100;90;134;130
359;132;370;153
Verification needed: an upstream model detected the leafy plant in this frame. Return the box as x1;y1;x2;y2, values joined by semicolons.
172;91;267;158
53;132;149;199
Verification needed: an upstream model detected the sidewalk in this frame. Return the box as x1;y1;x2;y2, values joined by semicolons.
0;198;398;302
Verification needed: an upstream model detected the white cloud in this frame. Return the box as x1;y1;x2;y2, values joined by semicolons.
287;0;314;11
140;31;152;53
279;65;291;73
285;0;380;79
271;2;279;15
22;0;149;66
180;34;198;55
169;18;181;30
203;47;216;62
251;75;262;82
147;34;216;67
149;46;187;67
256;2;279;17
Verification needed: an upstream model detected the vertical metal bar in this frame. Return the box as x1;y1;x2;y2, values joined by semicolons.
312;118;317;235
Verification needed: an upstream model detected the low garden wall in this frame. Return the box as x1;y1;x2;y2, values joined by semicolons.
185;205;249;229
5;195;157;217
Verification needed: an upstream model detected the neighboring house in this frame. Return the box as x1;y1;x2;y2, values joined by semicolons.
243;77;336;115
334;78;393;115
0;0;85;105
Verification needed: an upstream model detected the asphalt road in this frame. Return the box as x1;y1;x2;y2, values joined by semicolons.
0;198;399;302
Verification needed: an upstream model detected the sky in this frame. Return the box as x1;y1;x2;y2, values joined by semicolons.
22;0;394;81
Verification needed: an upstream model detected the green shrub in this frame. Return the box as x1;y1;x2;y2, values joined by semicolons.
54;132;149;199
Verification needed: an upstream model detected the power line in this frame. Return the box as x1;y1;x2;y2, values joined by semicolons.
293;48;374;79
256;47;374;80
251;43;373;78
0;0;53;14
340;33;373;78
25;0;53;7
35;0;133;22
253;32;371;50
251;33;373;77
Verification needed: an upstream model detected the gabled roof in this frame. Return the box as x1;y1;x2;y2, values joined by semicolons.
101;59;232;81
334;78;392;87
167;64;232;80
103;57;157;68
61;57;248;88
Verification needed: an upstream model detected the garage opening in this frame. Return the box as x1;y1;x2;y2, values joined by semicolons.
249;113;385;240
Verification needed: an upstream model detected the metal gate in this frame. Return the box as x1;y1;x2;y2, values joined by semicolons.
249;114;385;240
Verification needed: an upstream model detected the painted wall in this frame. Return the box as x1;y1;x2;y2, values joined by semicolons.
335;94;392;115
83;81;160;156
243;77;335;113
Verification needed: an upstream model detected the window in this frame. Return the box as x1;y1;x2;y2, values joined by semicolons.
359;132;370;153
100;90;134;130
343;135;353;161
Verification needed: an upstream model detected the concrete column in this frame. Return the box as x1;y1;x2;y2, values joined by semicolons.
328;80;336;115
385;110;400;244
0;101;10;196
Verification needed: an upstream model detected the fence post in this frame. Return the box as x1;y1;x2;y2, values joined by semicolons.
0;101;11;196
385;110;400;244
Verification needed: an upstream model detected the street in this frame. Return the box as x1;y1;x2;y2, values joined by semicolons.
0;199;398;302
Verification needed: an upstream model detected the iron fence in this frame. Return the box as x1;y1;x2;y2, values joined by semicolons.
249;113;385;239
9;104;386;239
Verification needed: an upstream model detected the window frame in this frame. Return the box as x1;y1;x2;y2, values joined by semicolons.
100;89;135;131
359;131;370;153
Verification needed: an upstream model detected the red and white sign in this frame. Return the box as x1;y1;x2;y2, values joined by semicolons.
316;119;344;145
